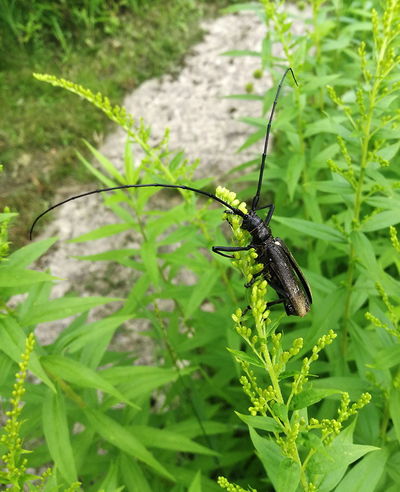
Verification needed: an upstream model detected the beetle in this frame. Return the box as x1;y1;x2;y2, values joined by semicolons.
30;67;312;317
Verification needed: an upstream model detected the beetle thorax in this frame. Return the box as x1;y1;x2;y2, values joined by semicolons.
241;211;271;243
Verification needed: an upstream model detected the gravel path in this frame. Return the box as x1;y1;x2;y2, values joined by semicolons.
33;8;306;347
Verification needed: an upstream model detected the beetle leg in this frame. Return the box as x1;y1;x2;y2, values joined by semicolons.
212;245;253;259
255;203;275;225
244;270;264;288
253;203;275;225
240;305;252;317
255;203;273;211
242;298;285;315
266;298;285;308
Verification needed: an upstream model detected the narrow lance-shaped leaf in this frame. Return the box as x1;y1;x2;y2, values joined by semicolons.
0;267;57;287
335;448;388;492
41;355;140;408
19;296;123;326
249;428;301;492
307;420;379;491
273;216;345;243
6;237;58;268
42;389;77;483
84;408;175;482
0;317;55;391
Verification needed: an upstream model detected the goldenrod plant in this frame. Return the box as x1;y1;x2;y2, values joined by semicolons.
1;77;252;490
0;333;37;489
221;0;400;489
215;188;372;491
1;0;400;490
8;70;365;489
0;333;81;491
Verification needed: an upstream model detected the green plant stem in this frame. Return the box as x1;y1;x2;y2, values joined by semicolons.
56;378;88;409
261;345;283;403
311;0;325;110
380;399;390;443
341;20;389;359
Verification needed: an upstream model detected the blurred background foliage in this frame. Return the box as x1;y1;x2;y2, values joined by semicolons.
0;0;234;247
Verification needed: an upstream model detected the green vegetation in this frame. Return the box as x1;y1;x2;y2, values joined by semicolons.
0;0;228;247
1;0;400;490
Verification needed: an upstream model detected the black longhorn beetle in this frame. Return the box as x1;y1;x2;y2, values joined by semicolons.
30;68;312;317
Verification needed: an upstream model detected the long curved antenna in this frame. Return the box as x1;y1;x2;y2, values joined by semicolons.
251;67;298;211
29;183;245;239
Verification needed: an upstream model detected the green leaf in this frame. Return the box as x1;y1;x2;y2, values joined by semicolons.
286;153;305;201
41;355;139;408
68;223;134;242
249;428;301;492
343;20;372;32
365;196;400;210
188;470;202;492
6;237;58;268
235;412;282;432
59;315;131;353
310;143;340;166
291;385;342;410
322;36;351;51
122;274;151;313
227;348;263;368
335;448;388;492
372;345;400;370
389;388;400;444
308;420;379;491
158;224;198;246
19;296;122;326
0;267;56;287
313;180;353;195
376;141;400;161
42;390;77;483
84;408;175;482
261;37;271;69
102;366;185;398
350;231;379;277
83;140;125;183
273;403;288;423
312;377;369;401
0;317;55;391
237;127;265;152
167;150;184;171
77;151;116;188
273;216;345;242
238;116;265;128
184;270;218;319
386;449;400;485
98;461;121;491
119;455;153;492
123;138;138;184
130;425;218;456
304;116;353;139
0;212;18;223
302;74;340;91
140;240;159;287
361;210;400;232
305;270;336;294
